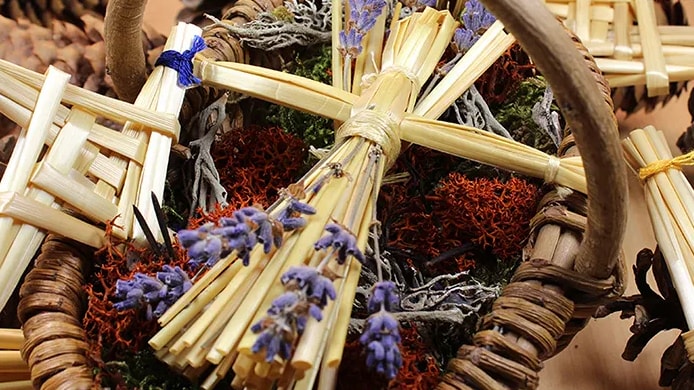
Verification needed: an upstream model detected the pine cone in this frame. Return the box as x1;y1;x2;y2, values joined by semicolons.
0;0;108;27
0;14;165;173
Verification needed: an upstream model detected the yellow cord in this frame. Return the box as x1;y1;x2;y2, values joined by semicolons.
639;150;694;180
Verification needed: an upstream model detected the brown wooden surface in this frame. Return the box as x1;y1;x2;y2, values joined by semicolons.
143;1;689;388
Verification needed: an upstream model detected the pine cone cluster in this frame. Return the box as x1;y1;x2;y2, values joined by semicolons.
0;0;107;27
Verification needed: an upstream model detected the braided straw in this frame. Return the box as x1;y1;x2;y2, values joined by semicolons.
18;236;93;390
437;4;626;389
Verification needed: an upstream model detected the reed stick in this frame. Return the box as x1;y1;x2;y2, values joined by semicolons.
134;22;202;243
0;351;27;372
0;380;32;390
0;67;71;311
0;329;23;350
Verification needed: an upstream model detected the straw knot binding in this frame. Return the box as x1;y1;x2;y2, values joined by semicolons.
544;155;561;184
638;150;694;180
335;110;401;168
155;35;207;88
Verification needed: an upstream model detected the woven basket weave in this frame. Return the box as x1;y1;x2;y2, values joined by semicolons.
5;0;629;389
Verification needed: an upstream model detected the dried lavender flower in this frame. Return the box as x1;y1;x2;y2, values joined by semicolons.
368;280;399;313
359;311;402;379
281;265;337;307
452;27;477;53
314;223;365;264
113;266;192;320
339;0;387;56
461;0;496;34
177;202;315;268
251;263;340;362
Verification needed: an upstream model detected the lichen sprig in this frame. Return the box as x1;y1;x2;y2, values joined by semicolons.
250;223;365;362
113;265;192;320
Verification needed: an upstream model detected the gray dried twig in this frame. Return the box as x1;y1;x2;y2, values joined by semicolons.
400;272;500;313
532;85;563;147
187;95;229;212
205;0;331;51
450;85;513;139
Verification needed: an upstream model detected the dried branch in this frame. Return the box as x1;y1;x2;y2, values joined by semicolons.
104;0;147;103
205;0;331;51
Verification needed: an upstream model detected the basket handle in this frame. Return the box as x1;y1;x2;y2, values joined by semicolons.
482;0;627;279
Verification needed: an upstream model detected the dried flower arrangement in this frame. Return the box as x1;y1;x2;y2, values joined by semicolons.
2;0;691;389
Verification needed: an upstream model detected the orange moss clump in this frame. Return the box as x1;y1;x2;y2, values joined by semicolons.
475;43;536;105
83;221;191;366
337;324;440;390
212;125;307;209
431;174;540;260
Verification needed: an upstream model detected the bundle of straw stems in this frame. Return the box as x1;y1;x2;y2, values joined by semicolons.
150;8;458;389
623;126;694;361
131;22;202;244
0;328;31;389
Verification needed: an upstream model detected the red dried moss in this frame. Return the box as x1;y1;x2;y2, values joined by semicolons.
337;324;440;390
475;43;536;105
211;125;307;209
431;174;540;260
83;221;191;367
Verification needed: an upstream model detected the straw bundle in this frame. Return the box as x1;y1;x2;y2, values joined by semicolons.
0;328;30;389
0;23;198;311
623;126;694;361
546;0;694;97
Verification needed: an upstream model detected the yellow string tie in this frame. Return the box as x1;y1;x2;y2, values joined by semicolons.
639;150;694;180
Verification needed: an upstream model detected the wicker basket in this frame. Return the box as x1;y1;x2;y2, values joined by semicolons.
2;0;633;389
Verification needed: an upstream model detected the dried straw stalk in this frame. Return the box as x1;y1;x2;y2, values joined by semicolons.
623;126;694;361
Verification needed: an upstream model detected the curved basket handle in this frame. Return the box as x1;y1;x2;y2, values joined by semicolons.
482;0;627;279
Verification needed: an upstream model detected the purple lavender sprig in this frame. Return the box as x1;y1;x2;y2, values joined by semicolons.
314;223;365;264
451;0;496;53
251;265;337;362
177;201;314;268
339;0;387;57
360;311;402;379
461;0;496;33
113;265;191;320
359;281;402;379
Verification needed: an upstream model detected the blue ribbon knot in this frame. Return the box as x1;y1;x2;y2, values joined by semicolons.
155;35;207;88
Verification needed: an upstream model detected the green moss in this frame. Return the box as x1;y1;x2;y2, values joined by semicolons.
263;45;335;148
494;76;559;155
102;349;197;389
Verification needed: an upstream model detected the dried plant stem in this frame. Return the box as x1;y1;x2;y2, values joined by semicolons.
623;126;694;329
134;23;203;244
0;67;71;311
0;329;23;350
0;351;26;372
104;0;148;102
414;21;515;119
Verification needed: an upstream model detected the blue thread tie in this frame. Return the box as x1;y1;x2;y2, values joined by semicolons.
155;35;207;88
